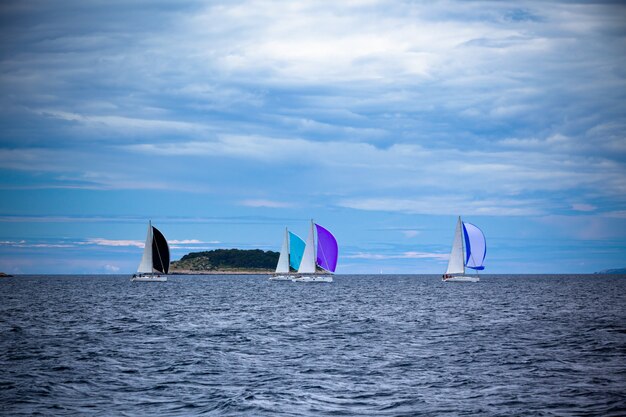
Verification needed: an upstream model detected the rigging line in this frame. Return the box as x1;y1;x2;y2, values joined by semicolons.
319;241;327;272
149;222;154;275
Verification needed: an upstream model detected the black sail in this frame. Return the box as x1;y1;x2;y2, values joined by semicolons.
151;226;170;274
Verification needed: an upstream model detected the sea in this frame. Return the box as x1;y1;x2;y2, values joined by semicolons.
1;274;625;416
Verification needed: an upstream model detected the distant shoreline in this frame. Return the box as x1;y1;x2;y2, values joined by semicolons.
169;269;274;275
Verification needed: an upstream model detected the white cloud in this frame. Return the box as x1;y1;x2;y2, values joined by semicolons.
338;196;545;217
345;251;448;261
1;0;625;275
103;264;120;273
38;109;204;133
124;132;625;215
83;238;144;248
82;238;218;248
0;240;74;248
240;199;295;208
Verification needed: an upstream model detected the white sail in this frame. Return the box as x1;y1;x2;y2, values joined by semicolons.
445;217;465;275
298;220;316;274
275;227;290;273
137;221;153;274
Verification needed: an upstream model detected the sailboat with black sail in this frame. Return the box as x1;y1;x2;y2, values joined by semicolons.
131;221;170;282
443;216;486;282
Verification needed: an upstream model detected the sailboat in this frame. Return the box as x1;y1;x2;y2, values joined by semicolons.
443;216;486;282
269;228;305;281
131;221;170;282
292;220;338;283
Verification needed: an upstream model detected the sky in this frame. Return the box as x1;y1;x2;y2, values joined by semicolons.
1;0;625;274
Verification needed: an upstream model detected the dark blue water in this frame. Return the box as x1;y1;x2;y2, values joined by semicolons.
1;275;625;416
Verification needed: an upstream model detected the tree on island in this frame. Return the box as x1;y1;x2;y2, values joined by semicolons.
172;249;279;271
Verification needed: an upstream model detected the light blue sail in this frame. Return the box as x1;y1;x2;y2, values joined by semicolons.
289;232;306;271
462;222;486;270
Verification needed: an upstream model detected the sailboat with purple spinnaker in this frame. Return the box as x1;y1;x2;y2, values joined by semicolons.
292;220;338;283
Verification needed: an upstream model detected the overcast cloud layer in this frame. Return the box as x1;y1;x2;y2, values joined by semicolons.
1;0;625;273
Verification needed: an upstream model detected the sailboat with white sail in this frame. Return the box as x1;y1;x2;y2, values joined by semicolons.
443;216;486;282
269;228;306;281
131;221;170;282
292;220;338;283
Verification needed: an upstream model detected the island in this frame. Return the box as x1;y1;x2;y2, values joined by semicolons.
169;249;279;274
0;272;13;278
595;268;626;274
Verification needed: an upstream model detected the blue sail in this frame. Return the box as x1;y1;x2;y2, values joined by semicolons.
288;232;305;271
462;222;486;270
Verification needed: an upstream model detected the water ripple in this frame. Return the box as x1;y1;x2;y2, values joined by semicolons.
1;274;625;416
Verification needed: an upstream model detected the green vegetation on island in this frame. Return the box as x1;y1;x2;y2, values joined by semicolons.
170;249;279;274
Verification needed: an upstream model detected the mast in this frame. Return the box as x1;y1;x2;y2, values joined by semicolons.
150;220;154;277
460;216;465;275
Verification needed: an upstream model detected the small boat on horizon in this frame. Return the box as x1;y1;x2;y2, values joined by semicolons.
131;221;170;282
292;220;338;283
269;227;306;281
442;216;486;283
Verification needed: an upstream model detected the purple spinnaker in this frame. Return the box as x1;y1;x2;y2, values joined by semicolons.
315;223;338;273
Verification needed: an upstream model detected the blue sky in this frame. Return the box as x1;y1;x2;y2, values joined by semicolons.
1;0;625;274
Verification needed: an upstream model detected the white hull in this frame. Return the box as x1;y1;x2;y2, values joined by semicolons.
131;274;167;282
291;275;333;283
269;275;293;281
443;276;479;283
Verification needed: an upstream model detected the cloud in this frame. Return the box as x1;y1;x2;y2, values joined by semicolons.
83;238;144;248
240;199;295;208
0;1;625;273
537;215;626;240
103;264;120;273
338;196;545;217
38;109;205;133
572;203;596;212
603;211;626;219
345;251;449;261
82;238;218;248
0;240;74;248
